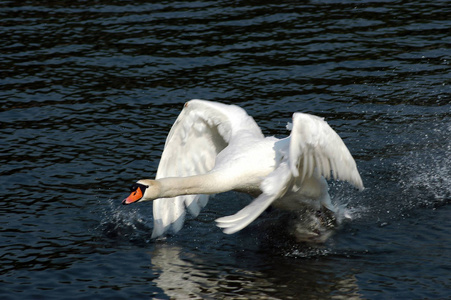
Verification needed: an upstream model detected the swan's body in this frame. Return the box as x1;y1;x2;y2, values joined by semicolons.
123;99;363;241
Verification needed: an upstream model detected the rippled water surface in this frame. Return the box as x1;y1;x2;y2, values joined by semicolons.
1;0;450;299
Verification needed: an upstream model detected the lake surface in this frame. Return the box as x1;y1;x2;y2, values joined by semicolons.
1;0;450;299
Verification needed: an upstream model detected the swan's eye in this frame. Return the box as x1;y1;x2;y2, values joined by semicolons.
130;183;149;193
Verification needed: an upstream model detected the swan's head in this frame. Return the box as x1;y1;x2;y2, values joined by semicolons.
122;179;160;205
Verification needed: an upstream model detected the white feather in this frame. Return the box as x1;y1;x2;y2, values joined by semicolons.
289;113;364;190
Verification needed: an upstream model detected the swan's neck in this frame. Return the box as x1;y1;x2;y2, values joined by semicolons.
157;173;227;198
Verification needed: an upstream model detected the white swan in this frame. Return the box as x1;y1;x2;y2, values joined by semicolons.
122;99;364;240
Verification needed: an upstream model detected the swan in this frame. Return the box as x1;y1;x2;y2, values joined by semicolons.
122;99;364;241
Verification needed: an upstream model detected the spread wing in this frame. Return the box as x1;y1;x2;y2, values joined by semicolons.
215;113;363;234
288;113;364;189
152;99;262;238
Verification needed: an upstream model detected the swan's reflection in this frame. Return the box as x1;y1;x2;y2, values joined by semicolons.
150;242;363;299
151;243;210;299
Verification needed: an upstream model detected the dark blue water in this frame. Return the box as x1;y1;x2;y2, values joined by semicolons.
1;0;450;299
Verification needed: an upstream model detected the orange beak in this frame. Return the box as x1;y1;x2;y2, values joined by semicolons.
122;186;144;205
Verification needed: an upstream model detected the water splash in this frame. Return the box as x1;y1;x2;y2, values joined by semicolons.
396;123;451;209
98;199;153;242
327;179;369;222
403;150;449;199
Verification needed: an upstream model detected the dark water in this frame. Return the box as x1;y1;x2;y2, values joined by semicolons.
1;0;450;298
